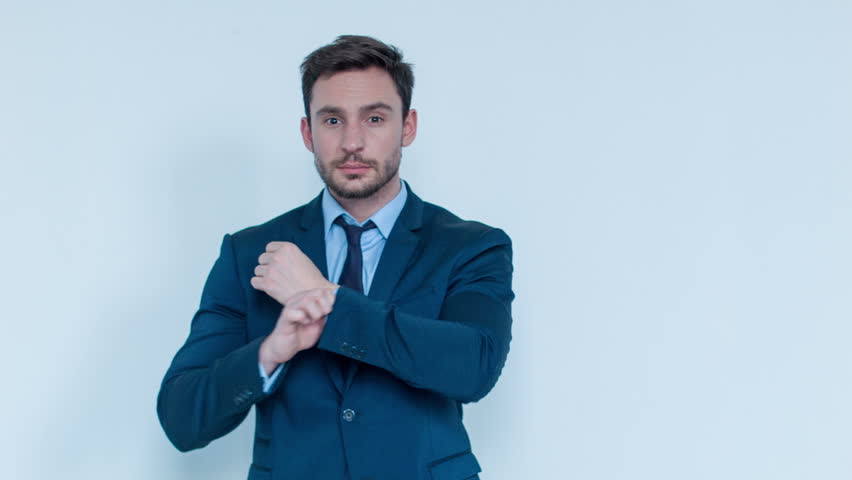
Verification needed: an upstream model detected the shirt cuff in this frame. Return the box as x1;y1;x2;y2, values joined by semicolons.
258;361;284;393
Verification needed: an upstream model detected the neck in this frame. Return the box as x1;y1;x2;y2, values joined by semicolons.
330;176;402;223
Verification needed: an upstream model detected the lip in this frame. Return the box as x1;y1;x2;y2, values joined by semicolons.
338;164;371;174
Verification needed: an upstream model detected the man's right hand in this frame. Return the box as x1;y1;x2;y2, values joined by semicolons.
259;287;337;375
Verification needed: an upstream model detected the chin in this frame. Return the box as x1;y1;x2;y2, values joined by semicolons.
325;167;397;201
329;180;375;200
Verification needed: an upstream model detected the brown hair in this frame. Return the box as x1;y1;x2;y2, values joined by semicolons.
300;35;414;125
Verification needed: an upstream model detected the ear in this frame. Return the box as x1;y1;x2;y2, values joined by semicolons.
300;117;314;153
401;108;418;147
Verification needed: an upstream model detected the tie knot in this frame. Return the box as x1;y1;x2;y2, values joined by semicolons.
334;215;377;244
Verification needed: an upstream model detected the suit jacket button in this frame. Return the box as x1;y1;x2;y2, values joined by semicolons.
342;408;356;422
340;342;349;352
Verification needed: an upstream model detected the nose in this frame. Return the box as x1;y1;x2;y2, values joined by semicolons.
341;122;365;154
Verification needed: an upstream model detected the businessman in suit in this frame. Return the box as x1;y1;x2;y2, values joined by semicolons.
157;35;514;480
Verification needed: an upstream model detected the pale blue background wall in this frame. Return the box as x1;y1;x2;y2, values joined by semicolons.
1;1;850;479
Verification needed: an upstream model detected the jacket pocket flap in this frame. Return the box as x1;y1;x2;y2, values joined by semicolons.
429;450;481;479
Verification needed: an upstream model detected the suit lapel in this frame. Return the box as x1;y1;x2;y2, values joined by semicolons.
342;184;425;390
367;226;420;302
291;192;328;279
369;183;425;303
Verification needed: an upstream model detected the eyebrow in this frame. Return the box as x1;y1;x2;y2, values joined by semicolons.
360;102;394;113
314;102;394;118
314;105;345;117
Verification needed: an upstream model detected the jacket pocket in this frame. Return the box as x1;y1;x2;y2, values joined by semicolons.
429;450;481;480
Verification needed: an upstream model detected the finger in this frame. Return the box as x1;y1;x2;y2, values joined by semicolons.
317;291;334;315
325;288;337;302
301;297;324;320
317;303;332;317
257;252;270;265
306;316;327;336
299;289;331;309
284;306;308;324
323;289;337;315
254;265;266;277
250;276;265;290
265;241;288;253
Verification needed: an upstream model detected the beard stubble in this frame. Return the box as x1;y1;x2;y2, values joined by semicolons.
314;149;401;200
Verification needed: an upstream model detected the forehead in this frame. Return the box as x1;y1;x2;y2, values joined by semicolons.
310;67;401;113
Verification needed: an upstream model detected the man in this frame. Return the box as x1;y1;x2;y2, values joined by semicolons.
157;35;514;480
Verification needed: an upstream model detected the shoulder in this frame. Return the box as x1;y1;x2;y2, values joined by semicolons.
230;206;304;243
419;200;512;248
417;200;514;299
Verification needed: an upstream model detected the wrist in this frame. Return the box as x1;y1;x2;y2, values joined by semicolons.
259;334;294;374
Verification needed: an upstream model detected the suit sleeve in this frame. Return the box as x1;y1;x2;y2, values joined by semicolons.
317;228;514;403
156;234;288;452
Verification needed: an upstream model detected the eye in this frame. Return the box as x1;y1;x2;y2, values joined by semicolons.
368;116;384;124
324;117;340;126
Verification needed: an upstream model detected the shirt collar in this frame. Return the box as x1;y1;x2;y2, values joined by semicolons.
321;179;408;239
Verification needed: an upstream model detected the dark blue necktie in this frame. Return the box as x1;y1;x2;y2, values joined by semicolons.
334;215;377;294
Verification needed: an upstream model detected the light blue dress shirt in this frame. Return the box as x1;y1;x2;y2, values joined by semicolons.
259;180;408;391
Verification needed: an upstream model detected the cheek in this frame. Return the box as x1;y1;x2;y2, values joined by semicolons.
312;132;340;155
369;127;403;150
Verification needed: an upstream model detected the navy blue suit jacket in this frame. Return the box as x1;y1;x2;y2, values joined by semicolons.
157;184;514;480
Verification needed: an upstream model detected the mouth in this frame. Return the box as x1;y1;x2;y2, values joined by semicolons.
337;162;372;175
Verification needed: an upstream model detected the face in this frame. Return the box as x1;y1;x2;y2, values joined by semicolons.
301;67;417;200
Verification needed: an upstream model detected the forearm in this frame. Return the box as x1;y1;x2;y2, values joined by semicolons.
157;336;275;451
259;335;289;376
318;288;512;403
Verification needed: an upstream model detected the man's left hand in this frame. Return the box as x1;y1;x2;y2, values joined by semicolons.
251;241;336;305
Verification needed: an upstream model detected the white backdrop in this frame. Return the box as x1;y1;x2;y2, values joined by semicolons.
1;1;851;479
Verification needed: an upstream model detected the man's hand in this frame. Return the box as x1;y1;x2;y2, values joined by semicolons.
259;287;336;375
251;241;335;305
